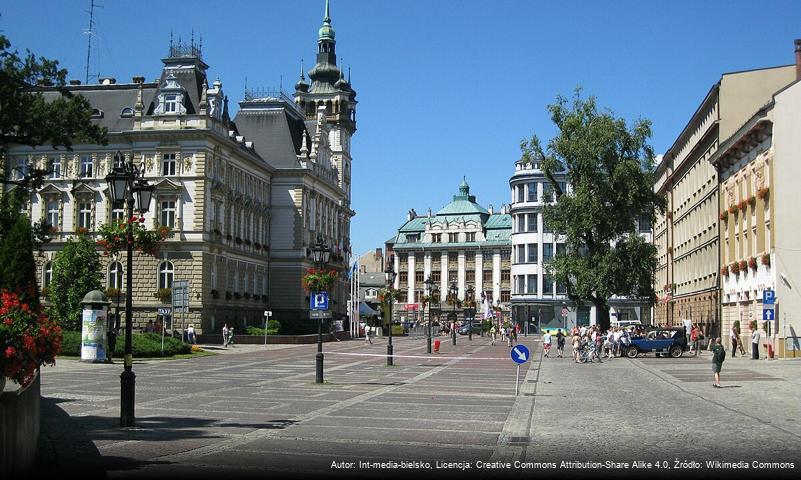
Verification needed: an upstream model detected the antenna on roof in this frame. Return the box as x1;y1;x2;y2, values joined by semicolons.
280;74;283;91
83;0;104;84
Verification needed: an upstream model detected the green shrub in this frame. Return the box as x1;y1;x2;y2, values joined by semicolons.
59;331;191;357
245;320;281;336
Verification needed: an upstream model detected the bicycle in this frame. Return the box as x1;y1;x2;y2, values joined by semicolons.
579;343;602;363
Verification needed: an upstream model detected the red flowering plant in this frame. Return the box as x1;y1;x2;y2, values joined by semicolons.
0;290;62;387
302;269;338;292
96;216;170;257
748;257;758;270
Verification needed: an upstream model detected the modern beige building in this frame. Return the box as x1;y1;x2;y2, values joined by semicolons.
654;61;796;337
712;43;801;358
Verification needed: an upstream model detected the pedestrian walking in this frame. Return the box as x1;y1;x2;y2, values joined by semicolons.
572;331;581;363
689;324;700;355
543;331;552;357
510;327;517;348
186;324;196;344
222;323;229;347
730;325;739;358
365;325;373;344
556;329;565;357
490;325;497;346
751;327;761;360
710;337;726;388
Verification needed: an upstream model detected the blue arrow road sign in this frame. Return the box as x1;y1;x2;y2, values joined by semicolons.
763;289;775;305
511;345;530;364
310;292;329;311
763;308;775;321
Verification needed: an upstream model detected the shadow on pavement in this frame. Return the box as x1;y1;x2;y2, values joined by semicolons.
38;397;298;477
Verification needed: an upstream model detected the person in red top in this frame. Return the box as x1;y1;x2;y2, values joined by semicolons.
690;325;700;355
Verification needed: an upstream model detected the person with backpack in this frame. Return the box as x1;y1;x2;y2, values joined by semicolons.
711;337;726;388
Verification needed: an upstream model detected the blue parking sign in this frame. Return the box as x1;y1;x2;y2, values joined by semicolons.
310;292;329;310
763;289;776;305
763;308;775;321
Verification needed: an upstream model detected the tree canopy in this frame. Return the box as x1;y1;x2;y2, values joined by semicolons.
49;232;102;331
520;90;665;331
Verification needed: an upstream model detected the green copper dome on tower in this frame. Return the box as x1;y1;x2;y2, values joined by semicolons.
318;0;336;41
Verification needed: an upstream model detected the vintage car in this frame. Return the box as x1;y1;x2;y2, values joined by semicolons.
625;326;688;358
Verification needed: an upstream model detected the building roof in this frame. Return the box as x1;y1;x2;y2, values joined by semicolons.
436;178;489;216
234;100;307;168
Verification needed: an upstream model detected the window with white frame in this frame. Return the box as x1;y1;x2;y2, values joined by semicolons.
162;153;176;176
211;261;218;289
80;155;93;177
14;158;28;180
49;157;61;179
526;274;538;294
78;200;92;229
110;202;125;224
527;244;538;263
465;232;476;242
108;262;123;289
46;200;59;228
164;94;178;113
160;200;176;228
527;182;537;202
158;261;174;290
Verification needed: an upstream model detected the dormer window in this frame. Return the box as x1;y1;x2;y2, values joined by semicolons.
80;155;93;178
406;234;419;243
164;95;177;113
162;154;176;176
49;157;61;179
120;107;134;118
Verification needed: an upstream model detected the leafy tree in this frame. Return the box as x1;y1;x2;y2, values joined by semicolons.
520;90;665;331
49;232;102;330
0;214;40;309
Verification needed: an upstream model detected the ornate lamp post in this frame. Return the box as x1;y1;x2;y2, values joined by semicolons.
311;235;331;384
424;276;434;354
449;282;458;346
384;261;396;366
105;150;154;428
466;285;475;341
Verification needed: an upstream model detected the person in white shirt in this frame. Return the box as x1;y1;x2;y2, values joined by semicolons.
612;328;623;357
580;326;587;337
751;328;761;360
186;324;196;344
605;331;614;358
543;332;552;358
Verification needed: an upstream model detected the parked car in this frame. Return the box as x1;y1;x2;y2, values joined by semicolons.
625;326;687;358
458;321;482;335
611;320;643;330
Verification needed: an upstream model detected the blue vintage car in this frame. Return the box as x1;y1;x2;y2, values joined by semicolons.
625;326;688;358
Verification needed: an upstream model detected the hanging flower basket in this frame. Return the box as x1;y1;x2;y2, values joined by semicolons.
155;288;172;302
737;200;748;211
302;269;338;292
730;262;740;275
738;260;747;271
748;257;757;270
0;290;62;387
748;195;756;205
97;217;170;257
761;253;771;266
719;211;728;221
728;205;737;214
756;187;770;200
720;265;729;276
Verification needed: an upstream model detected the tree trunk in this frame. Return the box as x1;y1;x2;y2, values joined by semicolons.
595;300;611;332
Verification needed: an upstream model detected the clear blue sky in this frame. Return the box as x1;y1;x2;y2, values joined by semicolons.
3;1;800;259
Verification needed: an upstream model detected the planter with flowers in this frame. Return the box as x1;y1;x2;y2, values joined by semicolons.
748;257;758;270
728;205;737;214
719;211;728;221
155;288;172;303
748;195;756;205
96;217;170;257
302;269;338;293
757;187;769;200
737;200;748;211
761;253;771;266
1;290;62;388
730;262;740;275
720;265;729;277
738;260;747;272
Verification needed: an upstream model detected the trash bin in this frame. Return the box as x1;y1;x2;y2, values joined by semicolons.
434;339;441;353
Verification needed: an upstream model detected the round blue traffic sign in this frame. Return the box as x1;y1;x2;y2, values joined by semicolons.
510;345;530;364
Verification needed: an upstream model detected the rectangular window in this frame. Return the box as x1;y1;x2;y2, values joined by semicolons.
78;201;92;229
483;270;492;283
465;232;475;242
165;94;177;113
543;243;554;261
639;214;652;233
501;270;510;282
431;271;441;282
542;183;552;202
406;233;419;243
527;274;538;294
515;276;525;294
516;245;526;264
49;157;61;179
14;158;28;180
399;271;408;283
432;252;441;262
80;155;93;177
500;249;511;261
415;271;424;282
527;182;537;202
432;233;442;243
517;215;525;233
556;281;567;295
557;181;567;197
466;270;475;283
162;153;176;176
527;213;538;232
160;200;176;228
500;290;511;302
110;203;125;223
556;243;566;258
448;233;458;243
527;244;538;263
46;201;59;228
543;274;553;296
543;218;553;234
398;291;408;303
517;185;525;203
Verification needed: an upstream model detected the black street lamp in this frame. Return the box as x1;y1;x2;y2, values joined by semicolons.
449;282;458;346
424;276;434;354
105;150;153;428
311;234;331;384
385;261;396;366
466;285;475;341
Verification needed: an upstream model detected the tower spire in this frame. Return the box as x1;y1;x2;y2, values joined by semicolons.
324;0;331;22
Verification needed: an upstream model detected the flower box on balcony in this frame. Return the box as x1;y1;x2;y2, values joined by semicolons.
720;265;729;276
213;228;221;235
738;260;747;271
719;211;728;221
748;195;756;205
737;200;748;211
757;187;770;199
761;253;771;266
155;288;172;302
730;262;740;275
748;257;757;270
728;205;737;214
244;240;251;246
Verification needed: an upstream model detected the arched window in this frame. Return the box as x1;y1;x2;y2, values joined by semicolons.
120;107;134;118
43;262;53;288
159;261;174;290
108;262;123;289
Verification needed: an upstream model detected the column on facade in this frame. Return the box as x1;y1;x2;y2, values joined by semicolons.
393;254;400;290
407;253;415;305
493;251;501;303
424;251;432;284
440;251;448;302
475;250;483;301
457;250;466;300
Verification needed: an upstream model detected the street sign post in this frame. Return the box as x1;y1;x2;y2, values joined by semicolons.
763;289;776;305
510;344;530;396
310;292;329;311
157;307;171;316
310;310;332;319
263;311;273;346
763;308;775;321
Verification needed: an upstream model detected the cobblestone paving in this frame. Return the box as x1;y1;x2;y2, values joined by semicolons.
37;336;801;478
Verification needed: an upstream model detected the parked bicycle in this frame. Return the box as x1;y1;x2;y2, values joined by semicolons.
579;342;602;363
